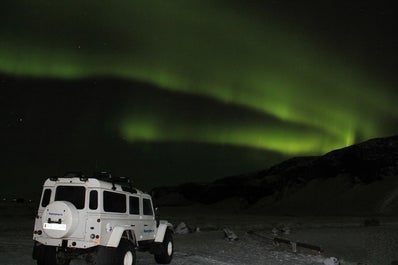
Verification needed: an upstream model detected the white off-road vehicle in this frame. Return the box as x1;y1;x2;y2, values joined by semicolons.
32;172;174;265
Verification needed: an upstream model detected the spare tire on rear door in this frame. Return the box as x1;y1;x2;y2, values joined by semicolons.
42;201;79;238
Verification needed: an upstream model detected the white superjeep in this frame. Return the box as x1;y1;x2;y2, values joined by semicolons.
32;172;174;265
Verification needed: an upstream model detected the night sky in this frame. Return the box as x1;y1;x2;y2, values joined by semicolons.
1;0;397;199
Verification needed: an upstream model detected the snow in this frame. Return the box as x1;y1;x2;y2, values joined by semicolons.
1;202;398;265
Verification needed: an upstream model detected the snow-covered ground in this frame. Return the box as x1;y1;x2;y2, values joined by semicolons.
1;202;398;265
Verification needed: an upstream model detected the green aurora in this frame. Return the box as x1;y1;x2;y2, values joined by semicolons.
1;0;397;156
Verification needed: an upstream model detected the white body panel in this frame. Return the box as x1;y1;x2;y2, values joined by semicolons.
33;177;173;250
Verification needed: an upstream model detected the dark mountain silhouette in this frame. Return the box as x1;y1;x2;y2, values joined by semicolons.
152;135;398;216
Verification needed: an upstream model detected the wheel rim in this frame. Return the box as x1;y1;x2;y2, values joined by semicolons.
167;241;173;256
123;251;133;265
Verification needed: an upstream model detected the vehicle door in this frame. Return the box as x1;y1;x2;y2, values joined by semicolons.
141;197;156;241
128;195;143;240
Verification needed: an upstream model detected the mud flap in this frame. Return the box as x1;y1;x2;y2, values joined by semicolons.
32;241;41;260
149;242;163;255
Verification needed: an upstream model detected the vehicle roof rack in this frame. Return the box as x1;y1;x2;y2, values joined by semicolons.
63;171;85;178
93;171;137;193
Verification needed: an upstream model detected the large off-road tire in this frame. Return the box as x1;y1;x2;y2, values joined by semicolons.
154;231;173;264
117;239;136;265
95;246;118;265
56;256;71;265
95;240;136;265
37;246;56;265
35;244;70;265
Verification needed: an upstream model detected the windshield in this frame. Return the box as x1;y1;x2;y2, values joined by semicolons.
55;186;86;209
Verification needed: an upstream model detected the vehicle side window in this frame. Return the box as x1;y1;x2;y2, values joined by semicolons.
41;189;51;207
103;191;126;213
129;196;140;215
143;198;153;216
89;190;98;210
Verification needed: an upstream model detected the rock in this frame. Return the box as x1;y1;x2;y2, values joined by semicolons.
282;226;291;235
323;257;339;265
223;228;239;241
271;226;290;235
272;227;279;236
175;222;190;234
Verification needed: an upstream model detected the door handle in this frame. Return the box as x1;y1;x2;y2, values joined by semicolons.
48;218;62;224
